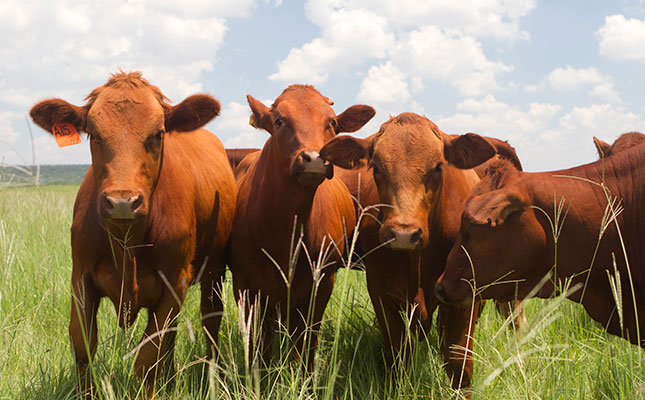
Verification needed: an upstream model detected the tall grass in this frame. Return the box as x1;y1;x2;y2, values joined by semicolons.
0;185;643;399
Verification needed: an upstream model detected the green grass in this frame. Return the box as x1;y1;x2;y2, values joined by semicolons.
0;185;643;399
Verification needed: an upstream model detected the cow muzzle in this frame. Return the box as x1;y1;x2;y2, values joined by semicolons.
290;151;333;186
434;278;472;307
380;225;425;251
101;190;146;221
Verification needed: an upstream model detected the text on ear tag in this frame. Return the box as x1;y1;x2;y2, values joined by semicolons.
52;122;81;147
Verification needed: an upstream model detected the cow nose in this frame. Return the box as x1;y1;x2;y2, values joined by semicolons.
300;151;330;176
382;226;424;250
102;192;144;219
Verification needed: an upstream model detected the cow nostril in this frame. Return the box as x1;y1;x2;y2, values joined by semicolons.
411;228;422;244
102;193;114;211
435;283;446;302
302;152;312;163
131;194;143;211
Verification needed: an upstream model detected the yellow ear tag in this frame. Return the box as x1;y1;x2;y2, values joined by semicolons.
249;114;257;129
52;122;82;147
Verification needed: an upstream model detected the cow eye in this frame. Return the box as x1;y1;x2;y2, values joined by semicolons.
331;119;337;128
275;118;283;128
372;164;379;175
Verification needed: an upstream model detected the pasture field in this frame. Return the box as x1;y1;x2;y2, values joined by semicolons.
0;185;643;399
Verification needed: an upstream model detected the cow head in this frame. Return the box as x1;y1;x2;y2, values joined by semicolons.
247;85;374;187
435;163;548;305
30;71;220;224
321;112;495;251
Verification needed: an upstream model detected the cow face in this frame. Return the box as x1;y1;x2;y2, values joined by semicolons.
30;72;220;223
435;185;548;305
247;85;374;187
321;113;495;251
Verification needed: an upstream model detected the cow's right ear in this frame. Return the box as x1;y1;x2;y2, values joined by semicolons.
444;133;496;169
30;99;86;134
594;136;611;159
464;188;526;227
247;94;274;135
320;134;374;169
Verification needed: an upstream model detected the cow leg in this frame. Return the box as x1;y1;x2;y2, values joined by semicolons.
200;262;226;361
135;287;184;396
69;269;100;397
437;301;480;391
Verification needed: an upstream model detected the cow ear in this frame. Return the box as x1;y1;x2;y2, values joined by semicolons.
594;136;611;159
30;99;86;134
444;133;496;169
320;134;374;169
479;136;523;171
165;94;220;133
247;94;274;135
464;188;526;227
336;105;375;133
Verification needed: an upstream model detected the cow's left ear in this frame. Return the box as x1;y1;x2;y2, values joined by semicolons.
336;105;375;133
444;133;496;169
165;94;221;133
464;188;526;227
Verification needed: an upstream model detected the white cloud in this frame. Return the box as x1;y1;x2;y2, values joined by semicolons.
597;14;645;61
437;97;645;171
0;111;21;145
357;62;410;104
525;65;622;103
215;101;269;149
363;0;536;40
0;0;237;110
270;3;394;83
272;0;523;98
392;26;512;96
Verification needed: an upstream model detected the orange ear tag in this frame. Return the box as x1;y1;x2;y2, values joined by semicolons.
52;122;82;147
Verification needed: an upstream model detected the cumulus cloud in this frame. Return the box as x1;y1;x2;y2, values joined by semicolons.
0;0;257;164
437;96;645;171
597;14;645;61
357;62;410;104
270;0;527;97
215;101;269;149
525;65;622;103
270;3;394;83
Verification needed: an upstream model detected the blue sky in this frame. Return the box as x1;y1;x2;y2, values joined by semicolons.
1;0;645;171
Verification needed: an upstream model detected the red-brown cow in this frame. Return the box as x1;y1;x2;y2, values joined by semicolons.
435;144;645;347
228;85;374;369
594;131;645;158
29;72;237;395
321;113;510;390
226;148;261;171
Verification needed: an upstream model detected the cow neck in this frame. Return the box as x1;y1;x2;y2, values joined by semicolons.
522;156;639;300
257;139;319;228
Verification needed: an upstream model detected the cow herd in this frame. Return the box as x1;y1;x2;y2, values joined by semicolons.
29;71;644;396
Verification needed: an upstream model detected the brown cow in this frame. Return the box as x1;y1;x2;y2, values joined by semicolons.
228;85;374;370
321;113;510;390
29;72;237;395
435;144;645;347
226;148;261;171
594;131;645;158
